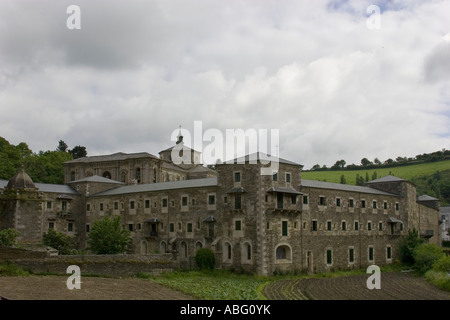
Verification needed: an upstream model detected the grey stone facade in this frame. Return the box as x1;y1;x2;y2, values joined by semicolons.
0;142;442;276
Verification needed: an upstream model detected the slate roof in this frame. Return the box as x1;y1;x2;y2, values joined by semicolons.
64;152;159;164
69;175;124;184
0;179;78;195
417;194;439;202
221;152;302;167
92;177;218;197
301;179;395;196
366;175;405;184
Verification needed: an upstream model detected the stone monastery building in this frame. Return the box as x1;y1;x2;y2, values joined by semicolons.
0;136;442;275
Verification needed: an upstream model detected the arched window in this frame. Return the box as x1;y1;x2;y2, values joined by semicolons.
195;241;203;251
70;171;76;181
140;240;148;254
242;242;252;263
275;245;292;261
135;167;141;183
223;242;232;262
103;171;111;179
160;241;167;253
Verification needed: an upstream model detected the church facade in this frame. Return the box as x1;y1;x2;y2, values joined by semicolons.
0;138;442;275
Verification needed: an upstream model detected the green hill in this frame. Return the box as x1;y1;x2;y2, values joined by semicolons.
302;160;450;206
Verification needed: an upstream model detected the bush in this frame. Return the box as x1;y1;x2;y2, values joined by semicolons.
432;255;450;273
42;228;74;255
413;243;445;274
88;216;131;254
0;228;20;246
424;270;450;292
194;248;215;271
398;229;424;265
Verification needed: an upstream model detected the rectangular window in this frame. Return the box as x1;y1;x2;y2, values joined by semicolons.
223;196;228;204
354;221;359;231
145;200;150;208
395;202;400;211
235;220;242;231
319;196;326;206
130;201;135;209
369;247;374;262
349;199;354;208
114;201;119;210
379;222;383;231
62;201;67;211
303;195;309;205
187;223;192;233
47;201;52;209
326;249;332;265
282;221;288;236
235;194;242;210
361;200;366;208
208;195;215;205
342;221;347;231
368;222;372;231
182;196;188;206
383;201;388;210
48;222;54;229
291;195;297;205
285;173;291;183
99;203;103;211
169;223;174;232
327;220;332;231
68;222;73;232
387;246;392;260
86;224;90;232
312;220;318;231
273;172;278;181
162;198;168;208
336;198;341;207
128;224;134;231
349;248;354;263
372;200;377;209
234;172;241;182
86;203;90;211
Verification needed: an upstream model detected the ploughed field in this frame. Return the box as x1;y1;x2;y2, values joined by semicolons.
263;272;450;300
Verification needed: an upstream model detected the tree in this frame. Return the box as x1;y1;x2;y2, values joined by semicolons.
0;228;20;246
57;140;68;152
413;243;445;274
69;145;87;159
361;158;373;167
195;248;216;271
311;164;321;171
374;158;382;166
332;160;346;170
42;228;75;255
397;229;424;265
88;216;131;254
355;174;365;186
340;174;347;184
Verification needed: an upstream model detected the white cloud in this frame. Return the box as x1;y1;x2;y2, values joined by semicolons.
0;0;449;170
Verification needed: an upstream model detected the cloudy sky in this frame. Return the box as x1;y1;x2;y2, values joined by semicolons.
1;0;450;169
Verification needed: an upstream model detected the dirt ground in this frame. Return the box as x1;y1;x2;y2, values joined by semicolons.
0;275;195;300
263;272;450;300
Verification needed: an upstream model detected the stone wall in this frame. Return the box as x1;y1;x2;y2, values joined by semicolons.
0;247;178;276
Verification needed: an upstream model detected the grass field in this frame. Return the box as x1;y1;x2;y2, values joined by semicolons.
301;160;450;185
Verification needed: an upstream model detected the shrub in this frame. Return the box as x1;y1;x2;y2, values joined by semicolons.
0;228;20;246
195;248;215;271
397;229;424;265
42;228;74;255
413;243;445;274
432;255;450;273
88;216;131;254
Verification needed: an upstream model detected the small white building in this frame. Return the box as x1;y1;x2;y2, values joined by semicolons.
441;206;450;242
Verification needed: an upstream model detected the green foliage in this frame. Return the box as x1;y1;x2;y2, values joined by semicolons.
431;255;450;273
0;261;30;276
194;248;216;271
42;228;75;255
0;228;20;246
413;243;445;274
424;270;450;291
150;270;268;300
397;229;424;265
88;216;131;254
